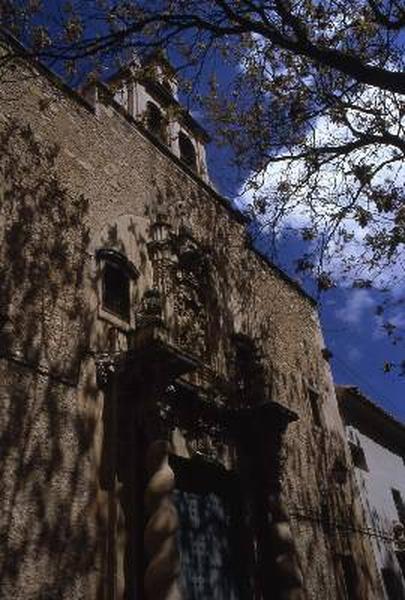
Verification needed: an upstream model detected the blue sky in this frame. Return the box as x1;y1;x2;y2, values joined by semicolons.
321;288;405;420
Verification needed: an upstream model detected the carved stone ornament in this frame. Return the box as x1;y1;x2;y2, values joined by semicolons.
172;274;207;359
148;214;173;263
135;288;164;329
175;226;210;273
95;352;119;388
158;381;297;447
170;229;211;360
95;247;140;279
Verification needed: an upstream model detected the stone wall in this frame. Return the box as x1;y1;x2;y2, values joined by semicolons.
0;46;380;599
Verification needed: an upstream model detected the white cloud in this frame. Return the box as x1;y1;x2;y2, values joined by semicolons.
237;87;405;290
335;290;375;324
391;312;405;329
347;346;363;362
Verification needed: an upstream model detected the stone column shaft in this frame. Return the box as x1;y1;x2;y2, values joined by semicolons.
144;440;182;600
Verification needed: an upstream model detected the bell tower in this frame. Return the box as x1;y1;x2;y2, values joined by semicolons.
107;52;211;183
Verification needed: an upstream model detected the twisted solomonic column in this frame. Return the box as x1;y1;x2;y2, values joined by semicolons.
268;495;305;600
144;440;182;600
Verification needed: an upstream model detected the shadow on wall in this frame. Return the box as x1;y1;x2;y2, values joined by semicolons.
286;421;382;599
0;119;102;598
148;179;277;387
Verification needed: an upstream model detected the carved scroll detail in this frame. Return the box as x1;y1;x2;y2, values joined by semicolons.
144;440;182;600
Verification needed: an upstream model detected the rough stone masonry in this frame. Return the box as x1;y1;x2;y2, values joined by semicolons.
0;36;382;599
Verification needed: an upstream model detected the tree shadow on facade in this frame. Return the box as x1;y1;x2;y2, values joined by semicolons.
285;417;382;599
0;119;101;598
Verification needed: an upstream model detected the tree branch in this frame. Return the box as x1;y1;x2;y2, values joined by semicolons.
367;0;405;30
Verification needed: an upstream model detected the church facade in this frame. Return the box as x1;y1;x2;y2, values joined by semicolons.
0;35;382;599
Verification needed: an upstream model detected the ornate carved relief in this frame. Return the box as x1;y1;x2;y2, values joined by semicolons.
148;219;213;363
135;288;164;329
148;213;173;293
171;227;211;361
95;352;119;389
229;334;267;406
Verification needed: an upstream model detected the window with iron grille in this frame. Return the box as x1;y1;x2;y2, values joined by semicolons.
96;249;139;324
392;489;405;524
340;555;361;600
349;442;368;472
102;261;130;322
396;551;405;580
381;567;405;600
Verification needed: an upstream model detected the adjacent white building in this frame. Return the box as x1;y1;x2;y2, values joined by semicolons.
338;386;405;600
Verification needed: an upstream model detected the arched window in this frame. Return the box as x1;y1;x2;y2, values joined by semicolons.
96;249;139;323
179;132;197;171
146;102;166;143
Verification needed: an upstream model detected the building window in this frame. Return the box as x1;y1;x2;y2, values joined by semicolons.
179;132;197;171
349;442;368;472
96;249;139;324
146;102;166;143
340;555;360;600
103;262;130;321
396;552;405;580
308;387;322;427
381;567;405;600
392;489;405;524
170;454;254;599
